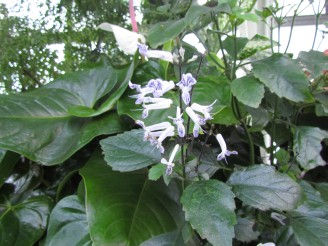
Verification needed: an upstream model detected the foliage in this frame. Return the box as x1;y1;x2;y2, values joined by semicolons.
0;0;328;245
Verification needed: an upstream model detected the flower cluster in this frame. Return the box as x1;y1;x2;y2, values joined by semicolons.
128;45;238;174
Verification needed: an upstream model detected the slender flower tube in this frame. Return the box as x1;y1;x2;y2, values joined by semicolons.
161;144;180;175
129;81;155;104
168;106;185;137
216;134;238;163
157;125;175;153
136;120;173;144
147;79;175;98
185;107;206;137
137;43;173;63
191;100;217;120
176;73;197;105
142;98;173;118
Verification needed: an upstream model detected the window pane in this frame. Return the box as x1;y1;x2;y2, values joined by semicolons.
278;0;327;16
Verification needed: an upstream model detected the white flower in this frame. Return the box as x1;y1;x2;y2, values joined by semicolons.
190;100;217;120
137;43;173;63
168;106;185;137
161;144;180;175
98;23;146;55
129;81;154;104
185;107;206;137
136;121;174;146
156;125;175;153
147;79;175;98
216;134;238;163
257;243;275;246
176;73;197;105
142;98;173;118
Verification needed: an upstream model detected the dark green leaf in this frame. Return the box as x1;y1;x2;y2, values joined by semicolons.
293;126;328;170
0;62;132;165
0;112;128;165
231;75;264;108
100;129;161;172
314;183;328;202
211;106;239;125
314;92;328;116
45;195;92;246
80;152;184;246
227;165;302;211
0;150;20;188
0;195;53;246
252;54;314;103
148;19;186;48
298;50;328;79
181;180;236;246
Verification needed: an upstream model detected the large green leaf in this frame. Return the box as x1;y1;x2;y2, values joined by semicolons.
227;165;302;211
252;54;314;103
45;195;92;246
293;126;328;170
80;152;184;246
298;50;328;79
148;19;187;48
290;212;328;246
0;60;133;165
231;75;264;108
0;195;53;246
100;129;162;172
181;180;236;246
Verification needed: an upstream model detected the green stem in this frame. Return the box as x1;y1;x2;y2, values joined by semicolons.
284;1;303;54
232;96;255;164
212;12;229;76
270;96;278;166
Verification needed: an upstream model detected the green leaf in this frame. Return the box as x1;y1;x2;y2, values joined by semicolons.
181;180;236;246
211;106;239;125
0;111;128;165
148;19;186;48
294;181;328;219
45;195;92;246
293;126;328;170
231;75;264;108
290;212;328;246
80;152;184;246
140;230;184;246
0;150;20;188
238;34;274;60
148;164;166;181
222;36;249;57
298;50;328;79
192;75;231;116
252;54;314;103
0;62;132;165
0;195;53;246
235;12;259;22
314;92;328;116
100;129;161;172
227;165;302;211
234;216;260;243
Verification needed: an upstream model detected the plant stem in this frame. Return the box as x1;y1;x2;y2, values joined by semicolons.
284;1;303;54
270;96;278;166
129;0;138;33
232;96;255;164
